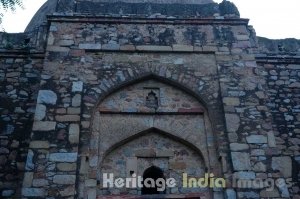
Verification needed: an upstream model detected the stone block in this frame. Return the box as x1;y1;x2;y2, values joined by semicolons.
260;189;280;198
47;46;69;52
37;90;57;105
25;150;34;170
53;175;76;185
277;179;290;197
49;25;57;31
55;115;80;122
231;152;251;171
225;189;236;199
102;43;120;50
80;156;89;174
69;124;80;144
22;188;45;197
120;45;135;51
34;104;46;121
287;64;300;70
156;150;174;157
233;171;255;180
72;94;82;107
70;49;85;57
56;108;66;114
32;179;49;187
272;156;292;177
87;188;96;199
89;156;98;167
251;149;265;156
22;172;33;188
169;161;186;170
79;43;101;50
236;35;249;41
32;121;56;131
228;133;238;143
223;97;240;106
230;143;249;151
47;32;54;45
253;162;266;172
85;179;97;187
2;190;14;197
134;149;155;157
202;46;218;51
57;163;77;171
72;81;83;92
238;192;259;198
289;82;300;88
60;186;75;196
246;135;267;144
49;153;78;162
58;39;74;46
172;44;193;51
67;107;81;115
136;45;172;51
225;114;240;132
29;141;50;149
6;72;20;77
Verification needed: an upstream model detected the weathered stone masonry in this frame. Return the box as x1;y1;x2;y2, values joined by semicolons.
0;0;300;198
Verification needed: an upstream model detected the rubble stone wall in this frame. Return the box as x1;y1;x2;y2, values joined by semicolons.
0;54;43;197
0;9;299;199
257;56;300;197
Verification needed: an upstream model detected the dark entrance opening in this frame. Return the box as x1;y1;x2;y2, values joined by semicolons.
142;166;165;195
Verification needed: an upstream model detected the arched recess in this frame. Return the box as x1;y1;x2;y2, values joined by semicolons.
101;127;207;167
100;129;209;196
142;166;165;195
92;73;211;116
82;75;223;198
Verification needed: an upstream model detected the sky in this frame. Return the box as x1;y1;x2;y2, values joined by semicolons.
1;0;300;39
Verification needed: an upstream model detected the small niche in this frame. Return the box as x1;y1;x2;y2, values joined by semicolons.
144;88;159;109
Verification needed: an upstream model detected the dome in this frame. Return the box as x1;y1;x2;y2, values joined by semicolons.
83;0;214;4
25;0;57;32
25;0;240;33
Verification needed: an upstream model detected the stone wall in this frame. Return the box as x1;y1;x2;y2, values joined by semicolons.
0;1;299;198
23;17;231;198
258;37;300;54
257;56;300;197
0;54;44;197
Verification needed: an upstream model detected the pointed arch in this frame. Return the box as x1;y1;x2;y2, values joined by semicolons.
94;73;210;113
101;127;208;169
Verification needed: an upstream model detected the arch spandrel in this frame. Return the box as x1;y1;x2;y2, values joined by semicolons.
99;79;205;114
98;114;208;161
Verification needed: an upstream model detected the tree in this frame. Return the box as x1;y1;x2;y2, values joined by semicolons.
0;0;23;26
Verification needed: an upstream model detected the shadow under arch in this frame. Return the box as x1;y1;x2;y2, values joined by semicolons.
142;165;165;195
100;127;208;170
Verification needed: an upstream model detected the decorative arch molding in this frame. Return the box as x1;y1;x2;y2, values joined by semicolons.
99;128;210;197
80;72;225;198
92;73;211;115
101;127;208;169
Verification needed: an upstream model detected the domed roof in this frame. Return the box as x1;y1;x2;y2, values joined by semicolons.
25;0;239;33
25;0;215;32
84;0;214;4
25;0;57;32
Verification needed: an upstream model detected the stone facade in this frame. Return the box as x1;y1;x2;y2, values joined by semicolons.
0;0;299;198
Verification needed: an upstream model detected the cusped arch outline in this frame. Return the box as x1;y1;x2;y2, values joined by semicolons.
101;127;209;171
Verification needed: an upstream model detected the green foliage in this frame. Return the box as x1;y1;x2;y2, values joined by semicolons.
0;0;23;29
0;0;23;11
